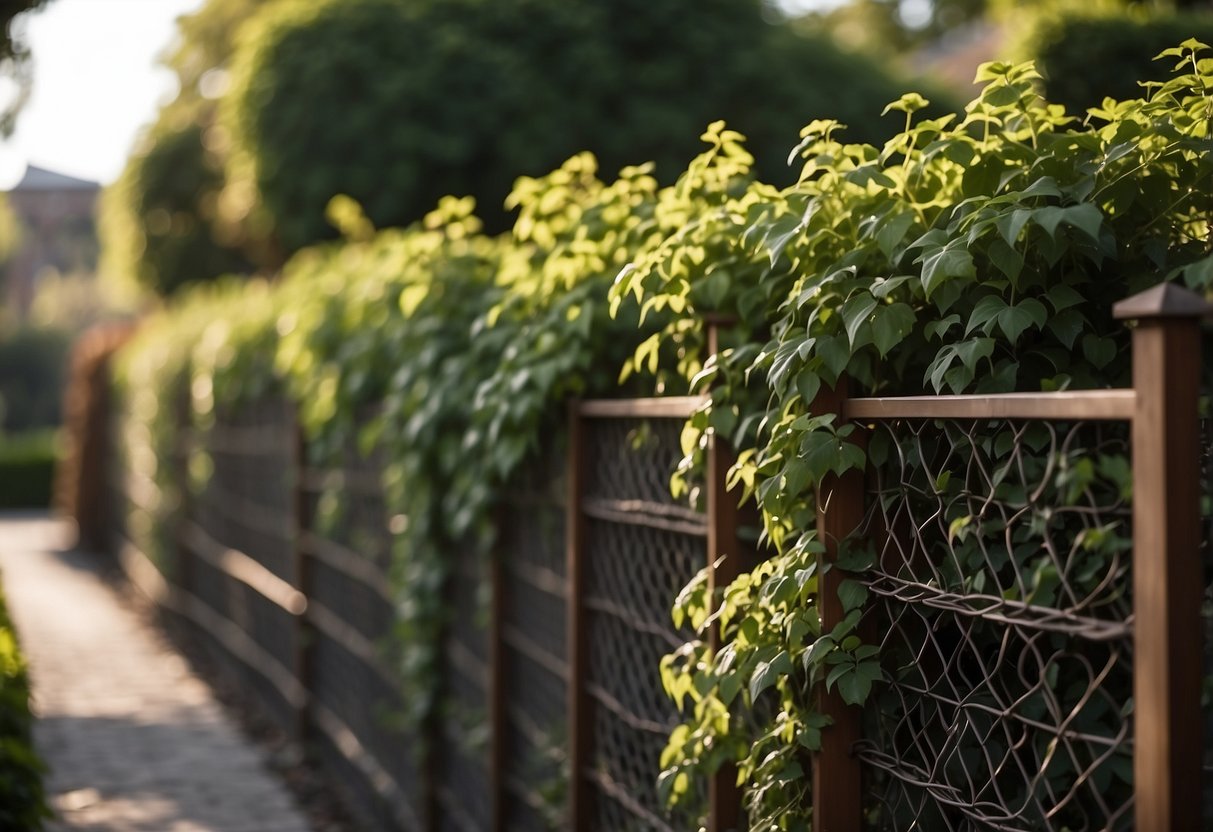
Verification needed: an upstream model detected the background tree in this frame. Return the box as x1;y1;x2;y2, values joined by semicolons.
220;0;947;255
0;0;50;135
99;0;275;298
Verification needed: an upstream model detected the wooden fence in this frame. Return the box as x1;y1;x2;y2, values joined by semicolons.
103;282;1211;831
105;387;744;831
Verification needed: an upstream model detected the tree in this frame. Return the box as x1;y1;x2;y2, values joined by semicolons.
0;0;50;135
221;0;945;254
99;0;276;297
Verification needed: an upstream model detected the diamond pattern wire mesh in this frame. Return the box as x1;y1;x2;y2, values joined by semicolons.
499;449;570;832
855;417;1135;832
301;424;427;832
436;538;493;832
579;415;705;831
1201;416;1213;828
189;395;300;735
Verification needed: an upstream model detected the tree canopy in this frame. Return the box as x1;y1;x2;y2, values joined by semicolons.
221;0;943;254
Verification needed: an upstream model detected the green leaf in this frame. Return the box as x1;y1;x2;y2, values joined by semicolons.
987;238;1024;283
841;293;878;348
837;668;873;705
872;303;915;357
1046;284;1085;312
996;298;1047;343
1047;308;1085;350
1082;334;1117;369
966;295;1005;335
996;208;1032;246
876;213;916;257
837;579;868;612
749;650;792;700
919;241;976;298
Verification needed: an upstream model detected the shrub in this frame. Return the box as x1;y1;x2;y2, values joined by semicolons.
0;430;57;509
221;0;942;253
1026;9;1213;115
100;115;254;298
0;577;49;829
0;326;70;432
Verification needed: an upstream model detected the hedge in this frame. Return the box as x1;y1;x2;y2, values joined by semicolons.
0;576;49;829
0;431;57;509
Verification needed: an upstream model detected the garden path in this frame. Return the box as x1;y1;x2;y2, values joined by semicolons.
0;513;314;832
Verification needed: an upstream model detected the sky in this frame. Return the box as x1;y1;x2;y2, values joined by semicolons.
0;0;841;191
0;0;206;188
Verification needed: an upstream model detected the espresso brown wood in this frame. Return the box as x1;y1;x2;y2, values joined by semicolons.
1115;284;1210;832
566;400;593;830
489;507;507;832
706;319;743;831
845;389;1134;421
577;395;708;419
811;380;865;832
291;422;315;743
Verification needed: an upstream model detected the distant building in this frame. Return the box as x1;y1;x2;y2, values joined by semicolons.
4;164;100;316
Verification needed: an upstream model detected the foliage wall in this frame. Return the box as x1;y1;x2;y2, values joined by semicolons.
1026;8;1213;115
0;577;49;828
218;0;939;256
112;43;1213;827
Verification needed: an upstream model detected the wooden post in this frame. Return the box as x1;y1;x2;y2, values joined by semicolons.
1113;283;1210;832
566;400;592;830
291;418;314;745
489;505;507;832
704;320;744;832
810;379;865;832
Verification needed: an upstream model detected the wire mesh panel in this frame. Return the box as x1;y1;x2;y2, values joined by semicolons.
498;450;569;832
573;412;706;831
435;540;493;832
1201;416;1213;827
301;428;427;832
855;417;1135;831
186;394;301;734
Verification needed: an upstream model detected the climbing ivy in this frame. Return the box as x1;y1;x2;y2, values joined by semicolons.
618;42;1213;826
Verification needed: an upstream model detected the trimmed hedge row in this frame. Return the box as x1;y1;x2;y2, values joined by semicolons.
0;431;57;510
0;577;49;829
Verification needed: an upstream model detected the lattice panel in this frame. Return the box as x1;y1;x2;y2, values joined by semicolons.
1201;416;1213;827
581;518;702;831
437;541;492;832
583;416;704;524
857;418;1134;832
500;451;569;832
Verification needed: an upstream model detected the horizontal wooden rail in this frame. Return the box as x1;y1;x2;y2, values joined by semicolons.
580;497;708;536
297;466;386;496
577;395;708;419
309;701;422;831
845;389;1135;421
201;424;296;456
299;530;394;603
306;599;397;687
182;521;307;615
117;534;307;712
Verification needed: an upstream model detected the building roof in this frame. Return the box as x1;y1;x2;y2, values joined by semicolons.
10;164;100;193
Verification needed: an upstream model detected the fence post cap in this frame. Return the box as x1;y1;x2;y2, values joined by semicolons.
1113;282;1213;321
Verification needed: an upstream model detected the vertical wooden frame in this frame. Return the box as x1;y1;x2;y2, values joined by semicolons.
489;505;507;832
811;379;864;832
566;399;592;830
705;320;744;832
291;418;314;744
1114;284;1210;832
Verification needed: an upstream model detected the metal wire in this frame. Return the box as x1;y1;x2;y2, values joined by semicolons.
855;418;1135;832
499;449;569;832
580;416;703;831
